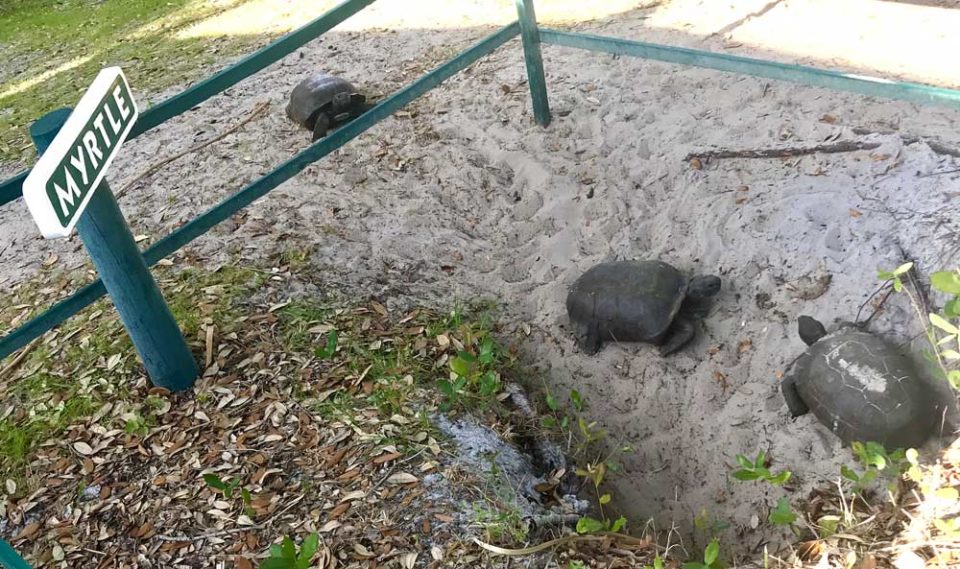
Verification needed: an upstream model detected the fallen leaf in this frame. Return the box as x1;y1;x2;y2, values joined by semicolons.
849;208;862;218
690;157;702;170
319;520;341;532
387;472;419;485
713;371;729;392
235;557;253;569
73;442;95;456
737;339;752;353
340;490;366;502
373;452;403;465
42;254;59;267
328;502;350;519
819;114;837;124
15;522;40;541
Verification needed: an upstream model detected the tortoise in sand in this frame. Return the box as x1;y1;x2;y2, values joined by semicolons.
781;316;936;448
566;260;721;355
287;73;366;140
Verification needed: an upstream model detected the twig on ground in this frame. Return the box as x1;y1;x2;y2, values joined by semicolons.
156;525;262;542
919;168;960;178
0;338;40;383
852;126;960;158
856;283;894;330
115;101;270;199
684;140;881;162
525;513;581;529
475;532;651;556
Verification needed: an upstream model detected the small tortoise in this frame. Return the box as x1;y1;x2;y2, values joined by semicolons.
566;260;720;355
781;316;936;448
286;73;366;140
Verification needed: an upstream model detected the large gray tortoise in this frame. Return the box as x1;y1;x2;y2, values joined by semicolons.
566;260;720;355
287;73;366;141
781;316;936;448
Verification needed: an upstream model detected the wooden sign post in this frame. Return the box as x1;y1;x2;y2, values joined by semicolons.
23;68;198;391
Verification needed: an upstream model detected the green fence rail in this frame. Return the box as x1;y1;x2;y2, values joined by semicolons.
539;29;960;110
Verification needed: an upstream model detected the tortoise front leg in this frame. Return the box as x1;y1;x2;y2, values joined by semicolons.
311;113;331;141
781;374;810;417
658;316;695;356
574;321;602;355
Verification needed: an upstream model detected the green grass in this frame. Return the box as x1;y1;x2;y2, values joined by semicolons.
0;0;336;165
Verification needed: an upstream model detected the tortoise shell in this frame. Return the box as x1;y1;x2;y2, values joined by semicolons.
790;328;934;448
286;73;361;131
566;260;688;345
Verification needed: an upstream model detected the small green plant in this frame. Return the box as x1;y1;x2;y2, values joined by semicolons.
123;413;151;436
841;441;909;492
644;555;665;569
314;330;338;359
768;497;797;527
879;264;960;389
260;534;319;569
437;333;504;410
473;501;529;543
574;461;627;534
731;451;791;485
682;538;724;569
203;473;254;516
934;517;960;537
568;562;587;569
203;473;241;498
694;508;730;536
877;262;914;293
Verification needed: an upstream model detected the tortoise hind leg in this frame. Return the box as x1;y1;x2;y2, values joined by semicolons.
658;316;695;356
781;374;809;417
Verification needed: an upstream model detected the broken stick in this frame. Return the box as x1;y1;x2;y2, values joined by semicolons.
684;140;881;162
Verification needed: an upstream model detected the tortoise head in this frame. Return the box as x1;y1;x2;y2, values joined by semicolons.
798;315;827;346
688;275;721;300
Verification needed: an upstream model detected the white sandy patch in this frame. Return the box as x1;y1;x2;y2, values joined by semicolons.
835;357;888;393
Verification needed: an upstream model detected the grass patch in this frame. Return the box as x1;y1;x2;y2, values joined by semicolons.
0;262;262;487
0;0;341;165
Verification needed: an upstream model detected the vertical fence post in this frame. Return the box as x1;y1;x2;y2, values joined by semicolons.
0;539;32;569
515;0;551;126
29;110;199;392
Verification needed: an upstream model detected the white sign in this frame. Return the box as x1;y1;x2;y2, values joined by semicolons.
23;67;139;239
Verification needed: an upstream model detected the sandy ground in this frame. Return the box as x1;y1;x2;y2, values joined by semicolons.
3;0;960;555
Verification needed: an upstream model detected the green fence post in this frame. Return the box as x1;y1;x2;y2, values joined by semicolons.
0;539;31;569
515;0;551;126
29;110;199;391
